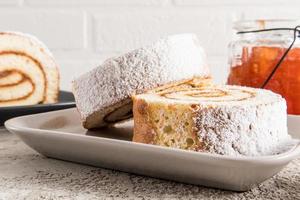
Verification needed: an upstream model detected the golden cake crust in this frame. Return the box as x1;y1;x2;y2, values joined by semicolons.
132;98;155;144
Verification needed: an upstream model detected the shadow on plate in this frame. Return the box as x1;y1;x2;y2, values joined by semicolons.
86;122;133;141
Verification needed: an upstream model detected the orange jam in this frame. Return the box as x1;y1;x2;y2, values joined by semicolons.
228;46;300;115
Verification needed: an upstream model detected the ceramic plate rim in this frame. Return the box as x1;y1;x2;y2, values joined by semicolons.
5;108;300;164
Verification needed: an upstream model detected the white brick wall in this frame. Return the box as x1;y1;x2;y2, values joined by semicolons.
0;0;299;90
0;10;86;49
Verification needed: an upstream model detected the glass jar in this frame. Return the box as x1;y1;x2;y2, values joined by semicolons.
227;20;300;115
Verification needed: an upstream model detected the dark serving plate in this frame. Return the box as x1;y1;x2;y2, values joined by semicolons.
0;91;76;125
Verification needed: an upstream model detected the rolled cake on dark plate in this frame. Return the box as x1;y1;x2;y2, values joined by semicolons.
0;32;59;107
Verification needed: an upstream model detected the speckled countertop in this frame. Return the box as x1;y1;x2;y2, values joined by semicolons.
1;128;300;200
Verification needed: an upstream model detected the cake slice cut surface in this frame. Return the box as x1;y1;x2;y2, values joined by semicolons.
132;79;290;156
0;32;59;106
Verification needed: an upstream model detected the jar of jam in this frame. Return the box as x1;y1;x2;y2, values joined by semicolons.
227;20;300;115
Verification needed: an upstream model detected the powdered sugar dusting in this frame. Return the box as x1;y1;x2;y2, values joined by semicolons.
73;33;209;128
191;86;290;156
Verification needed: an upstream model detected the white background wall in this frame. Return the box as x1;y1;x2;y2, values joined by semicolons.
1;0;300;90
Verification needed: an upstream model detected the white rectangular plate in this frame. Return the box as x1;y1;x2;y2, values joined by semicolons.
5;108;300;192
